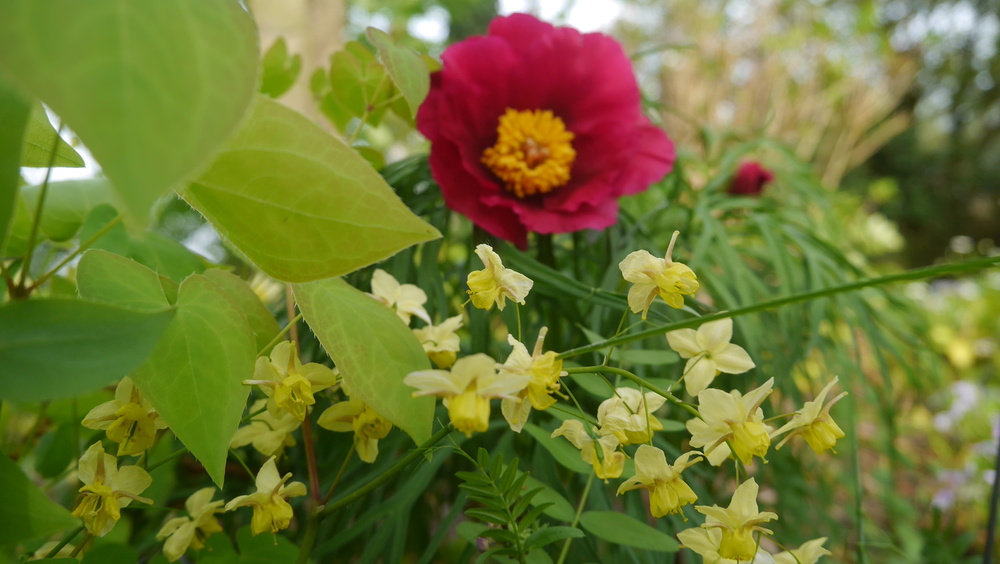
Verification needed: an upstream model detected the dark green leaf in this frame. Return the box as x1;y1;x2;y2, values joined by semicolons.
579;511;679;552
524;526;584;551
0;453;77;544
0;72;29;254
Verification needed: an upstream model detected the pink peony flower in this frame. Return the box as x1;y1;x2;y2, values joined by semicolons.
417;14;675;249
728;161;774;196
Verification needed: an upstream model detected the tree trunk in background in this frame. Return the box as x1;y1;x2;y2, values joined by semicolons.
250;0;346;126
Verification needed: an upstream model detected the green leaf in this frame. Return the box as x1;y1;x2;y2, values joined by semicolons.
77;249;174;311
33;424;76;479
0;453;77;544
204;269;280;354
0;72;29;254
183;95;440;282
365;28;430;119
578;511;679;552
319;41;394;132
293;277;434;445
260;38;301;99
19;179;118;242
0;1;258;224
21;102;85;168
523;423;590;474
524;526;584;551
232;525;298;564
523;476;575;522
130;274;255;487
80;543;138;564
0;299;175;403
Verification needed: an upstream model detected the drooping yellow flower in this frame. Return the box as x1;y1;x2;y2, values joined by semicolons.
244;341;339;421
230;399;301;458
771;378;848;454
318;394;393;463
368;268;431;325
413;315;464;369
405;353;529;436
666;318;756;396
694;478;778;561
617;446;701;518
72;442;153;536
618;231;699;319
773;537;831;564
597;387;667;445
82;377;167;456
224;456;306;535
677;522;775;564
499;328;564;432
687;379;774;466
156;487;225;562
466;244;533;311
551;419;625;480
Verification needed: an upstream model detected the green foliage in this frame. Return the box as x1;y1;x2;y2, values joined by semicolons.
365;27;431;119
0;454;77;545
0;73;29;254
294;277;434;445
21;103;84;169
578;511;679;552
0;1;258;225
259;38;301;99
182;95;440;283
0;298;175;402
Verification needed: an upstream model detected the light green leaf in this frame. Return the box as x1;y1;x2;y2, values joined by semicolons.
318;41;394;132
260;38;301;99
293;277;434;445
130;274;255;487
77;249;174;311
0;454;78;544
0;72;29;255
365;28;430;119
578;511;679;552
21;102;85;168
204;269;280;353
19;178;118;242
0;299;175;403
182;95;440;282
0;1;259;225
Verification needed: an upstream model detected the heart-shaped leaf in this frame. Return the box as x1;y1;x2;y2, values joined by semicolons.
365;28;430;119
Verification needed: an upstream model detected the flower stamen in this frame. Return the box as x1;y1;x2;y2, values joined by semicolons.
482;108;576;198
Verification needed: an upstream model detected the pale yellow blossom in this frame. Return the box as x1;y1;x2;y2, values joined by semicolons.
224;456;306;535
687;379;773;466
72;442;152;536
597;388;667;445
230;399;300;458
244;341;339;421
368;268;431;325
466;244;533;311
771;378;847;454
617;446;701;517
666;318;755;396
551;419;625;480
619;231;699;319
694;479;778;561
156;487;225;562
499;328;564;432
413;315;463;369
82;377;167;456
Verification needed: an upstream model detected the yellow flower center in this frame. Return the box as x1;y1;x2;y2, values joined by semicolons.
274;373;315;421
107;402;157;455
481;108;576;198
73;482;121;535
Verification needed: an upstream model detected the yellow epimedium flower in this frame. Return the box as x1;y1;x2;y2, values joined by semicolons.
694;478;778;562
771;378;848;454
82;377;167;456
244;341;339;421
617;446;702;518
773;537;831;564
687;378;774;466
618;231;699;319
666;318;756;396
156;487;225;562
597;387;667;445
405;353;530;436
368;268;431;325
676;523;776;564
466;244;533;311
499;328;564;432
224;456;307;535
71;442;153;537
551;419;625;480
317;394;393;463
230;399;301;458
413;315;464;369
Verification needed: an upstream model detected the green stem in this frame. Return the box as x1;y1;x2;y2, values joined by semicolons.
28;214;123;291
556;472;594;564
147;447;187;473
558;256;1000;360
320;424;453;518
301;413;322;505
295;505;320;564
322;443;355;505
68;533;92;558
44;525;84;558
565;366;700;419
16;122;64;296
258;312;303;356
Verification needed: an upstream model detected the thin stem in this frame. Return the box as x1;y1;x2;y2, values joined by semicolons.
565;366;700;419
229;448;255;478
301;412;322;506
68;533;93;558
322;443;355;505
296;505;320;564
147;447;187;473
17;122;65;295
257;313;303;357
285;285;300;351
28;214;123;291
559;256;1000;360
556;472;594;564
515;303;522;343
320;424;453;518
44;525;84;558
